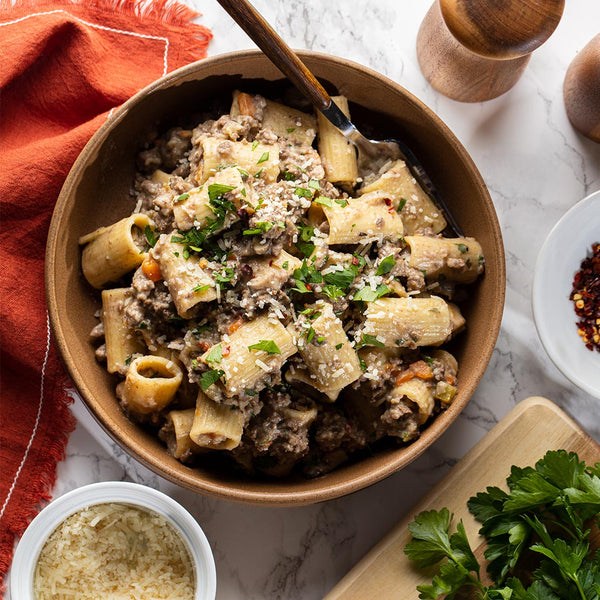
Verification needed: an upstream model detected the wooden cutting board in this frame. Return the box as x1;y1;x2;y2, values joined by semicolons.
324;396;600;600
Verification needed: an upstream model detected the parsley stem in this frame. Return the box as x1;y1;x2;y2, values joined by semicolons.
573;576;587;600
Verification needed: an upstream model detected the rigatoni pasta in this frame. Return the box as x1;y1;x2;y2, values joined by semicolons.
80;90;485;479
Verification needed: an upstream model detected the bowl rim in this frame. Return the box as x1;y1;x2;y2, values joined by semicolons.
45;48;505;505
10;481;216;600
532;189;600;399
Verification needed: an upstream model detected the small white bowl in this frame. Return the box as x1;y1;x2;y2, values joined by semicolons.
10;481;216;600
532;190;600;398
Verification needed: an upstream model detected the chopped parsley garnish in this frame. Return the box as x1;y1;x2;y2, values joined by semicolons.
200;368;225;390
334;198;349;208
322;284;345;299
335;343;343;350
456;243;469;253
308;179;320;190
294;187;313;198
291;259;323;293
243;221;274;235
257;151;269;164
357;333;385;348
207;183;236;203
316;336;326;344
254;168;263;178
144;225;159;248
248;340;281;355
282;261;289;269
193;284;211;293
306;326;315;344
353;284;390;302
295;223;315;258
358;356;367;371
124;355;132;366
376;255;396;276
214;267;235;288
171;185;237;256
313;196;332;207
205;343;223;364
251;140;259;151
286;127;296;133
237;167;250;177
323;265;357;291
423;355;435;366
283;171;296;181
245;388;257;396
397;198;407;212
174;192;190;203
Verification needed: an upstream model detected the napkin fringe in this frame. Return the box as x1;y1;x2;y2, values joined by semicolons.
0;0;213;51
0;359;76;585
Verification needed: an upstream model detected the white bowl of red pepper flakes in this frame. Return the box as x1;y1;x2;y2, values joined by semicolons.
533;190;600;399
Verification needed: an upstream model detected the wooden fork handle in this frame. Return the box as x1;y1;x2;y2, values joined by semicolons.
216;0;332;110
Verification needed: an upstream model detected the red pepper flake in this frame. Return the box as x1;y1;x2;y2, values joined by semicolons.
569;242;600;352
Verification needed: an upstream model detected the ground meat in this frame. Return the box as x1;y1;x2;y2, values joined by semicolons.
377;400;420;442
231;390;315;476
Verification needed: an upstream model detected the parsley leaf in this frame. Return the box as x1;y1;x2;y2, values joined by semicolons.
248;340;281;355
205;343;223;364
200;368;224;391
145;225;159;248
357;333;385;348
313;195;332;207
323;265;357;291
295;223;315;258
376;255;396;276
353;284;390;302
207;183;236;203
407;450;600;599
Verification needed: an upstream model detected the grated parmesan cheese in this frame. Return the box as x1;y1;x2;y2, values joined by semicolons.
34;503;196;600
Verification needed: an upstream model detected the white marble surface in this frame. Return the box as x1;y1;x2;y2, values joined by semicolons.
12;1;600;598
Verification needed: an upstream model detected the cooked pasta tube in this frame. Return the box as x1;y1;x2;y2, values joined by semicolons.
151;234;217;317
189;391;244;450
358;159;447;234
150;169;171;186
280;405;318;426
361;297;452;347
196;137;280;184
448;303;466;335
246;250;302;291
173;167;249;231
161;408;201;460
317;95;359;187
293;302;362;401
117;355;182;416
323;191;404;244
101;288;144;374
390;378;435;424
79;213;151;289
200;315;297;401
405;235;484;283
231;91;317;146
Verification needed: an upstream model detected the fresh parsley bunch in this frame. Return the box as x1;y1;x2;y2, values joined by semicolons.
404;450;600;600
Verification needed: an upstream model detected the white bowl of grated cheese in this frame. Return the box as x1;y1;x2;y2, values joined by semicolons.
10;481;216;600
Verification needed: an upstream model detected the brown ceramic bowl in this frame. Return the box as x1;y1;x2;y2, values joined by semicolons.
46;50;505;506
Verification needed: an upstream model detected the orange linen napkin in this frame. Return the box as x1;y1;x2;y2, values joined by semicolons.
0;0;211;584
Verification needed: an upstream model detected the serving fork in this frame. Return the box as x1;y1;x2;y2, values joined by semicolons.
216;0;464;237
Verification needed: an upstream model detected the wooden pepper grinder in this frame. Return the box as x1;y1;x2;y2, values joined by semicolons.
564;34;600;142
416;0;565;102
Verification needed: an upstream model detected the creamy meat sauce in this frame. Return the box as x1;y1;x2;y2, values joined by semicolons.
86;91;484;478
